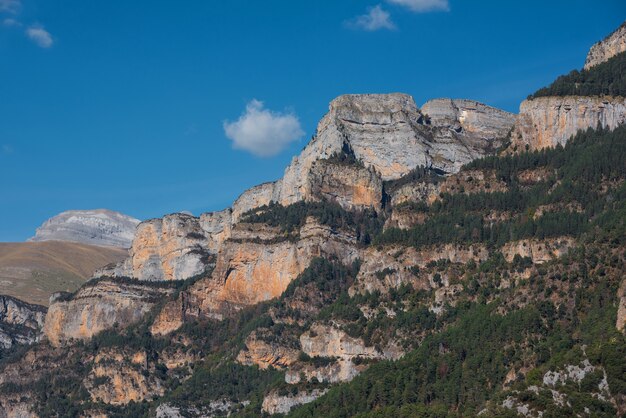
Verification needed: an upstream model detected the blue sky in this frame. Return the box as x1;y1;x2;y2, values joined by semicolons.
0;0;624;241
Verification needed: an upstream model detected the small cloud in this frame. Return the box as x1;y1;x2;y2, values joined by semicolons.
346;5;396;31
2;18;21;27
387;0;450;12
184;124;198;136
0;0;20;14
26;25;53;48
2;144;13;154
223;99;304;157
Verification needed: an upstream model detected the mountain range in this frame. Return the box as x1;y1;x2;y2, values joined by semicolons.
0;20;625;418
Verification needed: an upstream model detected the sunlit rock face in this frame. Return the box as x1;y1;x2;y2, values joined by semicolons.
512;96;626;150
150;218;359;334
29;209;140;248
43;278;174;346
584;22;626;69
275;94;514;206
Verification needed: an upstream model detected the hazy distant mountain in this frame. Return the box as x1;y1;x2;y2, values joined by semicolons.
28;209;140;248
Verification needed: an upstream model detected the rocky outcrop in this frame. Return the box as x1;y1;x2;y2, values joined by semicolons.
28;209;140;248
99;213;213;281
151;218;359;332
421;98;515;141
286;323;402;384
84;348;164;405
501;237;576;264
617;279;626;333
511;96;626;150
307;160;383;211
584;22;626;69
236;328;300;369
275;94;514;207
0;295;46;350
351;244;489;295
389;169;508;209
43;278;175;346
262;389;328;415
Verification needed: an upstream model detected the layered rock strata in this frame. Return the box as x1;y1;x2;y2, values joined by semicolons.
584;22;626;69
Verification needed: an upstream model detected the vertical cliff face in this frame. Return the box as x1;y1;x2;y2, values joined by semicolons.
99;213;214;281
0;295;46;349
275;94;514;206
150;218;359;333
511;96;626;150
43;279;175;346
307;160;383;211
584;22;626;69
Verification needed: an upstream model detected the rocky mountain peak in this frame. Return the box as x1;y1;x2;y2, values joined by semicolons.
584;20;626;69
326;93;419;124
29;209;141;248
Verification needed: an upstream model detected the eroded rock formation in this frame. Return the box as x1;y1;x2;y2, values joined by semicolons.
511;96;626;150
0;295;46;350
43;278;175;346
585;22;626;69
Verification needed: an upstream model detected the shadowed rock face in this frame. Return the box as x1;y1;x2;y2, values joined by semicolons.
0;295;46;349
29;209;140;248
584;21;626;69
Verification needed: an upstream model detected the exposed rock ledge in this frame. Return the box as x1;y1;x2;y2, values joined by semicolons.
43;279;175;346
511;96;626;150
0;295;46;350
585;22;626;69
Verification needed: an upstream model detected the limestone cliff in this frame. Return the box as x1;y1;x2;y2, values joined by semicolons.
98;213;214;281
43;278;175;346
262;389;328;415
151;218;359;333
584;21;626;69
274;94;514;207
306;159;383;210
0;295;46;350
511;96;626;150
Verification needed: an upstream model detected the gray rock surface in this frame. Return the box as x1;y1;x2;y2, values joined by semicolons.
99;93;515;283
274;94;515;206
29;209;140;248
584;21;626;69
0;295;46;350
511;96;626;150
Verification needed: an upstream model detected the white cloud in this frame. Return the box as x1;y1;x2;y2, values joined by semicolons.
26;25;53;48
2;17;21;27
2;144;13;154
0;0;20;14
346;5;396;31
387;0;449;12
223;100;304;157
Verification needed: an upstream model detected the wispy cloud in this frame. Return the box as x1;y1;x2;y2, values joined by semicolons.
2;144;13;154
2;17;21;27
26;25;53;48
346;5;396;31
0;0;20;14
223;99;304;157
387;0;450;13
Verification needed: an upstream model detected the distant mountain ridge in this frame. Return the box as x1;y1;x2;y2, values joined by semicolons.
28;209;140;248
